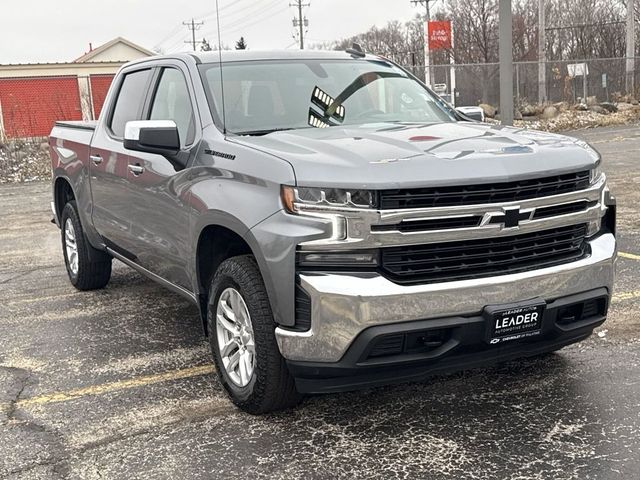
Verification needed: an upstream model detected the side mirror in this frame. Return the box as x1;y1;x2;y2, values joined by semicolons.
455;107;485;123
124;120;187;171
124;120;181;156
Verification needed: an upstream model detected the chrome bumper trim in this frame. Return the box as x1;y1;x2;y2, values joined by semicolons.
276;233;616;363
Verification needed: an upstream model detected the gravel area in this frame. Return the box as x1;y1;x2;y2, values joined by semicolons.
0;139;51;184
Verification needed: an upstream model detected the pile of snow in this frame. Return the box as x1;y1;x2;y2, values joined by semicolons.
0;139;51;184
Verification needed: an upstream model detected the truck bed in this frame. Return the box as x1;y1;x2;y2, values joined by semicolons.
54;120;97;131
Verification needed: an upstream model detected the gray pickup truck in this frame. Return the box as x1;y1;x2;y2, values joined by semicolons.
50;50;617;414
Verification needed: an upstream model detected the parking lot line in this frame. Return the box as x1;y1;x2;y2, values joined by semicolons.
16;364;214;408
619;252;640;261
6;292;81;306
6;289;639;411
612;290;640;303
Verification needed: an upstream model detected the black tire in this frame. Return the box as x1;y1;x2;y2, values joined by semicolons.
61;200;112;290
207;255;302;414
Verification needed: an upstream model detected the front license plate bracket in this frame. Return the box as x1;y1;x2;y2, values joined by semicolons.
484;300;546;345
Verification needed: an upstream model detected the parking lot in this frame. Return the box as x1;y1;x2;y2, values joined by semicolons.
1;125;639;479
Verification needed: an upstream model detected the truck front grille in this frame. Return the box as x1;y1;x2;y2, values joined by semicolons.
380;224;589;285
378;171;590;209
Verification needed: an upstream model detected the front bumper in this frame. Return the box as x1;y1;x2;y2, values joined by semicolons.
288;291;605;394
275;233;616;364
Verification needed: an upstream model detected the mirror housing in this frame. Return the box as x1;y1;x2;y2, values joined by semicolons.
124;120;180;155
455;106;486;123
124;120;187;171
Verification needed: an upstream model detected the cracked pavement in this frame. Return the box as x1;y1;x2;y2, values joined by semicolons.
1;125;640;479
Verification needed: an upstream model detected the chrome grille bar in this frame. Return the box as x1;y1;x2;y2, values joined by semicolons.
299;176;608;251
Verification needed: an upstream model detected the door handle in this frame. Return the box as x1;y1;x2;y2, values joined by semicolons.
90;155;103;165
128;164;145;175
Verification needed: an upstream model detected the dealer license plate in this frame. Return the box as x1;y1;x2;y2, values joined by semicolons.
485;302;546;345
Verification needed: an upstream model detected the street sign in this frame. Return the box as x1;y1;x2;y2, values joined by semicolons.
568;63;589;78
428;21;452;50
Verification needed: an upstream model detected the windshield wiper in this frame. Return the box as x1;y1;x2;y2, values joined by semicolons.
237;128;297;136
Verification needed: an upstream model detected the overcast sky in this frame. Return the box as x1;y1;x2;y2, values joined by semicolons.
0;0;423;64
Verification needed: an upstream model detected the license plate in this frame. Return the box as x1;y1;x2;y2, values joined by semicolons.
485;301;546;345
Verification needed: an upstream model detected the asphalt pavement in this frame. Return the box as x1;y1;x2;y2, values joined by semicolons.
1;125;639;479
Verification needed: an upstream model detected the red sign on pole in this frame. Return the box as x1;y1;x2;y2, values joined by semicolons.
428;21;452;50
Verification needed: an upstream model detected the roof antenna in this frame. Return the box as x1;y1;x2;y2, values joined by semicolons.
346;43;366;58
215;0;227;134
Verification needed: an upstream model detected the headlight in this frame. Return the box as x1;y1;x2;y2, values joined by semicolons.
589;165;604;184
281;186;376;213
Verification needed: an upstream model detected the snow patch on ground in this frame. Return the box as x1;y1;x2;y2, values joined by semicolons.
0;139;50;184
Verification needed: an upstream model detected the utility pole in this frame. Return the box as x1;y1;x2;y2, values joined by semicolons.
499;0;514;125
290;0;310;50
411;0;437;86
538;0;546;104
626;0;636;96
183;18;204;51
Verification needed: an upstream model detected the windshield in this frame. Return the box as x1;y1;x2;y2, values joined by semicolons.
199;58;455;135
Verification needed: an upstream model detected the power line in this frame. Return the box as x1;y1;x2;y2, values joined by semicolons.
290;0;310;50
191;0;255;25
545;20;625;31
198;2;289;41
183;18;204;51
154;24;187;50
155;0;248;49
223;5;290;35
201;0;283;34
200;0;280;25
157;0;283;52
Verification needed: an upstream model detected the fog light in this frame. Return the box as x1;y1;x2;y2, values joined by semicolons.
587;219;601;237
297;250;379;268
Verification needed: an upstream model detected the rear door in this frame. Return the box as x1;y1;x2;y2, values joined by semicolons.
123;63;200;290
89;68;153;252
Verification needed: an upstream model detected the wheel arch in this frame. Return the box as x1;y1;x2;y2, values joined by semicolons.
194;216;279;336
53;176;76;223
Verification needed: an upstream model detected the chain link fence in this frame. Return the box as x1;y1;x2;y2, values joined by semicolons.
403;57;640;109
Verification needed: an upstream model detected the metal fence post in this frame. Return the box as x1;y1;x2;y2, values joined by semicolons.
626;0;636;96
499;0;514;125
583;62;588;102
538;0;547;103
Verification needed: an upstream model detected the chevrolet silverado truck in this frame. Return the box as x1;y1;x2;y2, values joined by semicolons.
50;50;617;414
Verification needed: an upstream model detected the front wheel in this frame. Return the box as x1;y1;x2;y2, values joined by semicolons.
207;255;302;414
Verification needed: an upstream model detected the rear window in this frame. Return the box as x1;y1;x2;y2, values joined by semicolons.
109;69;151;137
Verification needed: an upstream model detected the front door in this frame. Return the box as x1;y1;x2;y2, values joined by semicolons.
123;66;198;290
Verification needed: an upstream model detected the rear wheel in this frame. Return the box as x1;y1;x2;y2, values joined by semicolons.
61;201;112;290
207;255;302;414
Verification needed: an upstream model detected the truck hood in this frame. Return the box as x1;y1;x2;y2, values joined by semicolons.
234;122;600;189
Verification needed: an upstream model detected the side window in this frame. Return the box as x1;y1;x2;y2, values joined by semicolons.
149;68;196;148
109;69;151;137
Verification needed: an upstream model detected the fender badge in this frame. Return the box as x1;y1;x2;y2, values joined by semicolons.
205;149;236;160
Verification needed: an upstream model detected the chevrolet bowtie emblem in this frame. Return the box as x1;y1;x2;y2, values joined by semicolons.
489;207;531;228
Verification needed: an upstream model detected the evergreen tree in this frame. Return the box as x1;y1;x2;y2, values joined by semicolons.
201;39;213;52
235;37;248;50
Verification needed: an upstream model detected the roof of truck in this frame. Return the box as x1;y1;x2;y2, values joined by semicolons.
124;49;383;69
195;49;378;63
